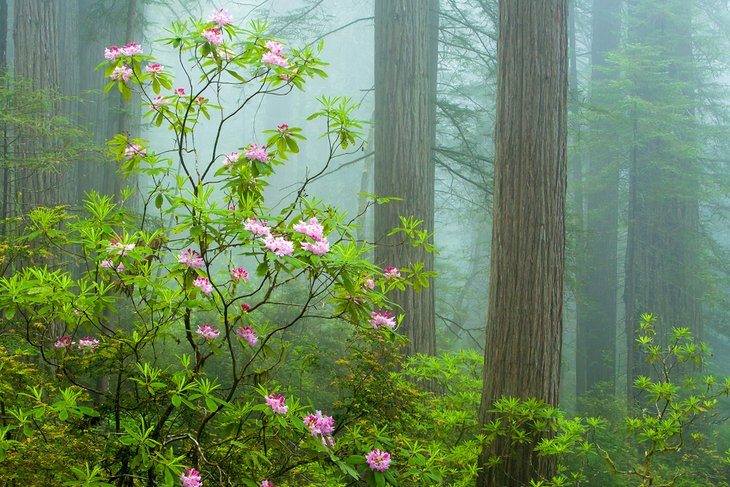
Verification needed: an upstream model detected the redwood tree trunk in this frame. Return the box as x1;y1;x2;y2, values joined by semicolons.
374;0;438;357
477;0;568;485
14;0;62;213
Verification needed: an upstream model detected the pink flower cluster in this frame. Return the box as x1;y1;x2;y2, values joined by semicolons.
224;151;239;167
110;64;133;82
366;449;391;472
301;240;329;256
294;217;329;256
174;87;187;96
383;266;401;279
202;28;223;46
303;410;335;446
55;336;100;353
151;95;168;109
369;310;396;330
196;324;219;339
146;63;164;76
124;143;146;160
231;267;249;281
101;259;124;272
266;393;288;415
245;143;269;163
262;41;288;68
292;217;324;240
178;249;204;269
235;326;257;346
180;468;202;487
78;336;100;353
194;276;213;296
208;7;233;26
264;235;294;257
104;42;142;61
244;218;271;236
54;336;73;349
260;481;275;487
108;238;135;256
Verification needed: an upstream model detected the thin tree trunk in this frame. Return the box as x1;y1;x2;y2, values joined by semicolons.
374;0;438;357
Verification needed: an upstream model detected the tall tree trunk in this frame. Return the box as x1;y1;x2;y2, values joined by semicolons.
14;0;62;213
477;0;568;485
373;0;438;357
575;0;622;401
624;0;701;405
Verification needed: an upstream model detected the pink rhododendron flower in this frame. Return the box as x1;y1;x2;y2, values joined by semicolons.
245;143;269;163
121;42;143;56
243;218;271;237
383;266;401;279
116;262;125;272
301;238;329;256
260;481;275;487
303;410;335;446
231;267;249;281
265;41;283;55
146;63;164;76
366;449;391;472
235;326;257;346
292;217;324;240
224;151;239;167
261;51;289;68
124;143;146;159
104;45;122;60
151;95;169;109
363;276;375;290
208;7;233;26
266;393;288;414
277;123;289;132
194;96;207;105
264;235;294;257
101;259;114;268
369;310;396;330
180;468;202;487
108;239;136;256
241;303;251;312
78;336;100;353
202;28;223;46
193;276;213;296
110;64;133;82
174;87;187;96
55;336;73;348
196;324;219;339
178;248;204;269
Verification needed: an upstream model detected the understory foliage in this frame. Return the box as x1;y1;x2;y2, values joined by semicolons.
0;9;438;487
1;8;730;487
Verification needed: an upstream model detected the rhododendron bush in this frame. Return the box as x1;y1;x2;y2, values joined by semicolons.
0;8;440;487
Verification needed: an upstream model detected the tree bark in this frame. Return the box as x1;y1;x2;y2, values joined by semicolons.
374;0;438;357
476;1;568;485
13;0;62;212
